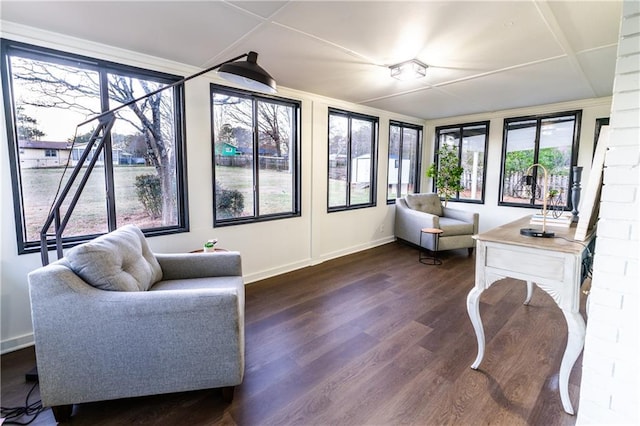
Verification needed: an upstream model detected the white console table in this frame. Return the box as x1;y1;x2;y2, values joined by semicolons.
466;215;593;415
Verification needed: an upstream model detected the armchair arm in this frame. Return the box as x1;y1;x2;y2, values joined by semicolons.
155;251;242;280
442;207;479;233
395;199;439;244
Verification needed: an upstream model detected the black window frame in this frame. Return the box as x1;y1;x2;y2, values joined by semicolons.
327;108;379;212
386;120;423;204
498;110;582;209
210;84;302;227
1;39;189;254
432;121;490;204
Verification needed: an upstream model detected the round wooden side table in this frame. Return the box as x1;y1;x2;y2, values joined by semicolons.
419;227;443;265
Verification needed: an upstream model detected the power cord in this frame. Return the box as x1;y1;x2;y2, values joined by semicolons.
553;235;595;281
0;382;45;425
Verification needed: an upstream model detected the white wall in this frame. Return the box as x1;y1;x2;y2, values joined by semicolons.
578;1;639;423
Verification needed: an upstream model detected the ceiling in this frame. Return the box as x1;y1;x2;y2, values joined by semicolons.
0;1;623;120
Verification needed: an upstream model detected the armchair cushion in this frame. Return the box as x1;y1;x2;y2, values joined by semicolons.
65;224;162;292
405;193;443;217
439;217;475;236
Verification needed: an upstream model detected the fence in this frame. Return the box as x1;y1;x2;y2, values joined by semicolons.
215;155;290;171
503;171;569;200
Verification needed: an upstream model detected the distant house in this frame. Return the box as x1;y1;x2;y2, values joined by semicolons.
71;144;129;166
18;139;143;168
18;140;72;168
215;142;241;157
388;155;411;187
352;154;372;185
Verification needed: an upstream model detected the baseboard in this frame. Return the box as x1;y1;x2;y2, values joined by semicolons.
315;236;396;265
244;258;312;284
1;333;35;355
243;237;396;285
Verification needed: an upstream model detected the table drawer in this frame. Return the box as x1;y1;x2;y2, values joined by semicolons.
485;245;566;281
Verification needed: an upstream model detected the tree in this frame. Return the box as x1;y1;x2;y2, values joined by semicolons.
504;149;534;176
16;106;45;140
11;58;177;224
257;102;289;158
212;94;290;158
426;144;464;206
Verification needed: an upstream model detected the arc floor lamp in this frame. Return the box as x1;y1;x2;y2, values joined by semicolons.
39;51;276;265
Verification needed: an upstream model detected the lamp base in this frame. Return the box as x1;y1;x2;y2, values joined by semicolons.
520;228;555;238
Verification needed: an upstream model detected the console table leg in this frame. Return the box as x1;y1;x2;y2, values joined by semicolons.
466;287;485;369
559;310;586;415
524;281;534;305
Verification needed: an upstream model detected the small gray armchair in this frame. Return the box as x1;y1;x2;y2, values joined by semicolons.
28;225;244;423
395;193;479;255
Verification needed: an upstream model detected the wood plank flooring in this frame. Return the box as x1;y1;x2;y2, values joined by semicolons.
1;241;583;425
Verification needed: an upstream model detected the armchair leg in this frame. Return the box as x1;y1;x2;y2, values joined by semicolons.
221;386;235;403
468;247;474;256
51;404;73;423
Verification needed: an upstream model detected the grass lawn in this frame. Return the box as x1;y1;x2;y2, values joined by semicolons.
215;165;295;215
20;164;371;243
21;166;163;242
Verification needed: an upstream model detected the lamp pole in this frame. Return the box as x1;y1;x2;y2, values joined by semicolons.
527;163;549;234
76;53;249;127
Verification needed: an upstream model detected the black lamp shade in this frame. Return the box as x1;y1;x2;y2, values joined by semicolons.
218;51;277;94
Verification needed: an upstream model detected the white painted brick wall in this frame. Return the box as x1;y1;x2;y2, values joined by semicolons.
578;1;640;424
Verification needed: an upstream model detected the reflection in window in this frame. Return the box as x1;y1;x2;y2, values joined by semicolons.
433;122;489;203
387;121;422;202
328;109;378;211
499;111;581;208
211;85;300;225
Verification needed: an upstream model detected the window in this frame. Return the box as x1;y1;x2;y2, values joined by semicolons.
1;39;188;253
211;85;300;225
328;108;378;211
433;121;489;203
499;111;581;209
387;121;422;202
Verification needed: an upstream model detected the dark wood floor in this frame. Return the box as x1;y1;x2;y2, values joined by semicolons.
1;241;583;425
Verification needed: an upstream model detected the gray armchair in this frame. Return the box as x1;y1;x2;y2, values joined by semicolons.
395;193;479;255
27;225;244;423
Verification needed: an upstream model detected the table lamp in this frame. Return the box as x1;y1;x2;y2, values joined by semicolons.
520;163;555;238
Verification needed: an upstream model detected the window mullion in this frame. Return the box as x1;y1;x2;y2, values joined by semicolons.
370;122;378;204
253;99;259;217
397;127;403;200
346;116;352;207
457;126;464;200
